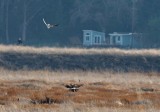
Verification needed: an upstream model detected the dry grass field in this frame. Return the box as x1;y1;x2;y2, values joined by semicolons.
0;45;160;112
0;69;160;112
0;45;160;56
0;45;160;72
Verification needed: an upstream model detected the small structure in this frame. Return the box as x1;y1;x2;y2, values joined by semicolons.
83;30;106;46
109;32;142;48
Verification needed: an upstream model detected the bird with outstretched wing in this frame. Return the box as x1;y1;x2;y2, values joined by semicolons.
43;18;59;29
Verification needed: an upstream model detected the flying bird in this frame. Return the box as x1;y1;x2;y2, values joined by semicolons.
43;18;59;29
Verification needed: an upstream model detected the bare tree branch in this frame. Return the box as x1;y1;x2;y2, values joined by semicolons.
26;3;47;25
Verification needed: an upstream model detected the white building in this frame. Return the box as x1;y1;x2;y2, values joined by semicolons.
109;32;141;48
83;30;106;46
109;32;132;46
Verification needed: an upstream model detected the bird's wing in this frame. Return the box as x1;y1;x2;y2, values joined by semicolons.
65;85;71;88
43;18;47;26
54;24;59;26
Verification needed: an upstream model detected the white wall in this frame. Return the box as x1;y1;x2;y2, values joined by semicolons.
83;30;92;46
83;30;106;46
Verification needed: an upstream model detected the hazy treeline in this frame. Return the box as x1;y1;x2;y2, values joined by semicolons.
0;0;160;47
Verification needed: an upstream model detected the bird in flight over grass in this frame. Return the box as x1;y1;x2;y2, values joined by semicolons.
43;18;59;29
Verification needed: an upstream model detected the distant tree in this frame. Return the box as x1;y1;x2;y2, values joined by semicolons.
70;0;132;33
69;36;81;46
70;0;92;25
144;17;160;47
20;0;46;41
131;0;138;33
136;0;160;47
5;0;9;43
0;0;5;40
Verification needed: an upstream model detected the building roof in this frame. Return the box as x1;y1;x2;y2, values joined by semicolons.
109;32;132;36
83;30;105;34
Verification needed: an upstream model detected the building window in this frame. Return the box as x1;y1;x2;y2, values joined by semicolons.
98;37;100;43
86;36;90;41
117;36;121;41
95;36;101;44
86;33;90;35
95;37;97;43
112;36;116;44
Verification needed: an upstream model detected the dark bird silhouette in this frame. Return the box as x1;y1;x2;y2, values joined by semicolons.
17;38;22;45
65;84;83;92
